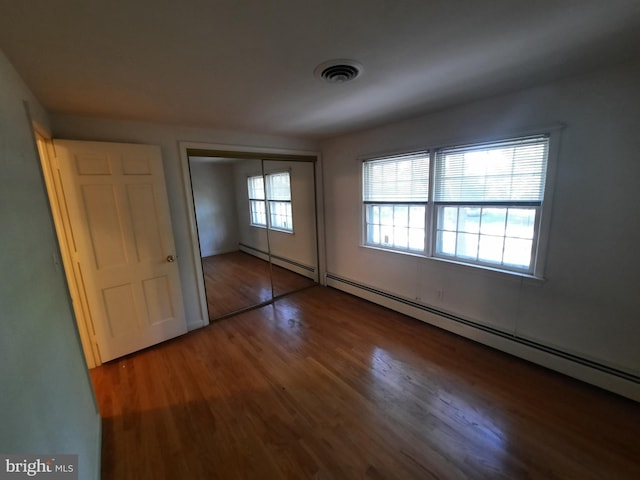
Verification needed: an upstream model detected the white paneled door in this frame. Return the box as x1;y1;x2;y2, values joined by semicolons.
53;140;187;362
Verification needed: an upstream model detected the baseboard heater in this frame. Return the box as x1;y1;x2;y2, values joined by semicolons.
326;273;639;396
238;243;316;274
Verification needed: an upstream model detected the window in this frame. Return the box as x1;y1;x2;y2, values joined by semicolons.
247;171;293;232
265;172;293;231
363;152;429;252
433;135;548;273
362;134;552;276
248;175;267;227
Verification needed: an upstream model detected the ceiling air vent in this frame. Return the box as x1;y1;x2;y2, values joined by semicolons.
314;60;363;83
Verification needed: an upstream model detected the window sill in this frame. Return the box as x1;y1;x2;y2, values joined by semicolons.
361;243;428;259
249;224;294;235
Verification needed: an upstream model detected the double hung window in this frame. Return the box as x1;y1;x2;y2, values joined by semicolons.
248;175;267;227
248;172;293;232
362;134;551;275
265;172;293;232
433;136;548;272
363;152;430;252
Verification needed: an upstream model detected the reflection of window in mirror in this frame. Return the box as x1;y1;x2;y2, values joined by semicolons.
247;172;293;233
247;175;267;227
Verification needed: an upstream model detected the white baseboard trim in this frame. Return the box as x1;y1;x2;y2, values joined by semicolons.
326;273;639;402
202;247;239;258
186;319;204;331
238;243;317;281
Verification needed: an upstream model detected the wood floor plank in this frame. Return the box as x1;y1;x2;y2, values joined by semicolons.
202;251;316;319
91;286;640;479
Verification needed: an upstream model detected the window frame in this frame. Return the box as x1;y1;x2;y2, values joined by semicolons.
247;171;294;234
360;127;561;279
247;175;267;228
265;171;294;233
364;202;429;253
432;203;542;274
362;151;430;254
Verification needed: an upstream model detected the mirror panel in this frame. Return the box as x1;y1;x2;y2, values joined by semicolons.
263;159;318;298
190;157;273;319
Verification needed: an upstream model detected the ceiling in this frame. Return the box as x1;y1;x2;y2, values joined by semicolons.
1;0;640;140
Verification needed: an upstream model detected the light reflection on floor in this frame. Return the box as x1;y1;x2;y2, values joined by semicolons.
265;301;306;350
368;346;508;473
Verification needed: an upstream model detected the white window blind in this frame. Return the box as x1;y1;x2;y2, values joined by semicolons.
247;175;265;200
266;172;291;201
363;152;429;202
434;136;549;203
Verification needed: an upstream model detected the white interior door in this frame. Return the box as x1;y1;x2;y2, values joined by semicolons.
53;140;187;362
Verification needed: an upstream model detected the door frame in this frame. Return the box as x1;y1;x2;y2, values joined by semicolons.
178;141;327;326
34;130;101;368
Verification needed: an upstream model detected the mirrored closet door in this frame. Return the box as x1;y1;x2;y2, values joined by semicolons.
188;152;318;320
263;159;317;299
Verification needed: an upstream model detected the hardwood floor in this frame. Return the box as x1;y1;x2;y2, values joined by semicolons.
91;286;640;479
201;251;316;319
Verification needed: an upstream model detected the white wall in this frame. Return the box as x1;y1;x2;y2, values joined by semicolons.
234;159;269;253
190;160;239;257
321;60;640;399
51;114;318;329
0;51;101;478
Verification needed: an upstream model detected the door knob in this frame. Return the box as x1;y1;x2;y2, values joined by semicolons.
167;255;176;263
